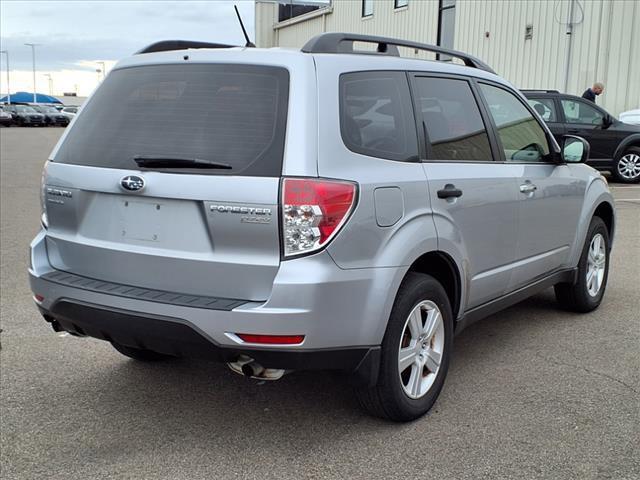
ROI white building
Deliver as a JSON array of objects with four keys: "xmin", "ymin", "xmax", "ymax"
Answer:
[{"xmin": 256, "ymin": 0, "xmax": 639, "ymax": 116}]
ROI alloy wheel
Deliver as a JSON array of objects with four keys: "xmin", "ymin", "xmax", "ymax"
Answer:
[
  {"xmin": 586, "ymin": 233, "xmax": 606, "ymax": 297},
  {"xmin": 617, "ymin": 153, "xmax": 640, "ymax": 180},
  {"xmin": 398, "ymin": 300, "xmax": 445, "ymax": 399}
]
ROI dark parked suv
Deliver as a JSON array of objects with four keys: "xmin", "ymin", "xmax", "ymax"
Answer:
[
  {"xmin": 5, "ymin": 105, "xmax": 46, "ymax": 127},
  {"xmin": 31, "ymin": 105, "xmax": 70, "ymax": 127},
  {"xmin": 523, "ymin": 90, "xmax": 640, "ymax": 183}
]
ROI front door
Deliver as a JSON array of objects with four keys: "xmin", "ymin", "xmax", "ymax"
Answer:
[
  {"xmin": 478, "ymin": 83, "xmax": 586, "ymax": 288},
  {"xmin": 559, "ymin": 98, "xmax": 618, "ymax": 161}
]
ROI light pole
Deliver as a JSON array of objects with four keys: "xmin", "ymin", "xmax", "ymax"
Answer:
[
  {"xmin": 44, "ymin": 73, "xmax": 53, "ymax": 95},
  {"xmin": 0, "ymin": 50, "xmax": 9, "ymax": 104},
  {"xmin": 24, "ymin": 43, "xmax": 41, "ymax": 103}
]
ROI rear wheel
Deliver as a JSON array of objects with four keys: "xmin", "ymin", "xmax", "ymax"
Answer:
[
  {"xmin": 555, "ymin": 216, "xmax": 610, "ymax": 312},
  {"xmin": 356, "ymin": 273, "xmax": 453, "ymax": 422},
  {"xmin": 612, "ymin": 147, "xmax": 640, "ymax": 183},
  {"xmin": 111, "ymin": 342, "xmax": 175, "ymax": 361}
]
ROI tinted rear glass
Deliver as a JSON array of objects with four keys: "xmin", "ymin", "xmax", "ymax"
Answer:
[
  {"xmin": 54, "ymin": 64, "xmax": 289, "ymax": 176},
  {"xmin": 340, "ymin": 71, "xmax": 418, "ymax": 162}
]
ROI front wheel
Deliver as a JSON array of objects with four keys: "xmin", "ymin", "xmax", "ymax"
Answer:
[
  {"xmin": 356, "ymin": 273, "xmax": 453, "ymax": 422},
  {"xmin": 612, "ymin": 147, "xmax": 640, "ymax": 183},
  {"xmin": 555, "ymin": 216, "xmax": 610, "ymax": 312}
]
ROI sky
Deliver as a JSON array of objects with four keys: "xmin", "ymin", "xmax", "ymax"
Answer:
[{"xmin": 0, "ymin": 0, "xmax": 255, "ymax": 96}]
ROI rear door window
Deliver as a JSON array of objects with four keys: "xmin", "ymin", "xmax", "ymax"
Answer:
[
  {"xmin": 54, "ymin": 64, "xmax": 290, "ymax": 176},
  {"xmin": 413, "ymin": 76, "xmax": 493, "ymax": 161},
  {"xmin": 527, "ymin": 98, "xmax": 557, "ymax": 122},
  {"xmin": 339, "ymin": 71, "xmax": 418, "ymax": 162}
]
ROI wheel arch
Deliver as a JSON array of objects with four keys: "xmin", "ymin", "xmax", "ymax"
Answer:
[
  {"xmin": 593, "ymin": 201, "xmax": 615, "ymax": 241},
  {"xmin": 570, "ymin": 178, "xmax": 616, "ymax": 267},
  {"xmin": 613, "ymin": 133, "xmax": 640, "ymax": 160},
  {"xmin": 406, "ymin": 251, "xmax": 462, "ymax": 321}
]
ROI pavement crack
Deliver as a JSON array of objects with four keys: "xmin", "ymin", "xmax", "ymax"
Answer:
[{"xmin": 535, "ymin": 353, "xmax": 638, "ymax": 394}]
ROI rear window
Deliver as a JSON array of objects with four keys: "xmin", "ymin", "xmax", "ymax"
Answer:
[{"xmin": 54, "ymin": 64, "xmax": 289, "ymax": 176}]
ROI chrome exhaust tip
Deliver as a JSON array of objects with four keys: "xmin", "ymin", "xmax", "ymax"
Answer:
[{"xmin": 227, "ymin": 355, "xmax": 287, "ymax": 380}]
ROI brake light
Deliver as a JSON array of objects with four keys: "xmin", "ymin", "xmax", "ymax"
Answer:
[
  {"xmin": 282, "ymin": 178, "xmax": 357, "ymax": 257},
  {"xmin": 236, "ymin": 334, "xmax": 305, "ymax": 345}
]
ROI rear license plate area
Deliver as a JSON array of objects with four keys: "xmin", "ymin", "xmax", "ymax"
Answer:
[{"xmin": 117, "ymin": 199, "xmax": 163, "ymax": 242}]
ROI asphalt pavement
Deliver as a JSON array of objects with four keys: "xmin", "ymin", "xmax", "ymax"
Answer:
[{"xmin": 1, "ymin": 127, "xmax": 638, "ymax": 480}]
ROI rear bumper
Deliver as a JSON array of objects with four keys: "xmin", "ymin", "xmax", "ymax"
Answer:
[
  {"xmin": 29, "ymin": 229, "xmax": 403, "ymax": 379},
  {"xmin": 37, "ymin": 300, "xmax": 380, "ymax": 383}
]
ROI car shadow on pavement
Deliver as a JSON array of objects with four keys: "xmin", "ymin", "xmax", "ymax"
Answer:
[{"xmin": 47, "ymin": 288, "xmax": 578, "ymax": 458}]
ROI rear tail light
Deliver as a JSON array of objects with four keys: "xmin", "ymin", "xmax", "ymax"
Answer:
[
  {"xmin": 282, "ymin": 178, "xmax": 357, "ymax": 258},
  {"xmin": 40, "ymin": 161, "xmax": 49, "ymax": 229}
]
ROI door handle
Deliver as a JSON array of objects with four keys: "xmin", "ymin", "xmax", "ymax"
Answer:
[
  {"xmin": 519, "ymin": 183, "xmax": 538, "ymax": 194},
  {"xmin": 437, "ymin": 184, "xmax": 463, "ymax": 199},
  {"xmin": 567, "ymin": 129, "xmax": 581, "ymax": 134}
]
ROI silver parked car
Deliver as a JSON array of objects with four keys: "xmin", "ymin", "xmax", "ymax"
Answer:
[{"xmin": 29, "ymin": 34, "xmax": 615, "ymax": 421}]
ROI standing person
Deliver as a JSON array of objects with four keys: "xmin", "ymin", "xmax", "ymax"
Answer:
[{"xmin": 582, "ymin": 82, "xmax": 604, "ymax": 103}]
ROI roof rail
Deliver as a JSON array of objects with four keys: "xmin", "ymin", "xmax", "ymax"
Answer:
[
  {"xmin": 135, "ymin": 40, "xmax": 237, "ymax": 55},
  {"xmin": 301, "ymin": 33, "xmax": 495, "ymax": 74},
  {"xmin": 521, "ymin": 89, "xmax": 560, "ymax": 93}
]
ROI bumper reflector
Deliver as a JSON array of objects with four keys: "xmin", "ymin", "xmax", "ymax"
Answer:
[
  {"xmin": 34, "ymin": 294, "xmax": 45, "ymax": 303},
  {"xmin": 236, "ymin": 333, "xmax": 305, "ymax": 345}
]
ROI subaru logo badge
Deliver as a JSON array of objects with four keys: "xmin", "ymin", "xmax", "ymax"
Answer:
[{"xmin": 120, "ymin": 175, "xmax": 145, "ymax": 192}]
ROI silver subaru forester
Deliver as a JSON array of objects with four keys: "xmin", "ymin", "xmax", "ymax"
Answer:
[{"xmin": 29, "ymin": 34, "xmax": 615, "ymax": 421}]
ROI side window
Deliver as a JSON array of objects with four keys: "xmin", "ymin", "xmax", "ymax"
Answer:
[
  {"xmin": 340, "ymin": 71, "xmax": 418, "ymax": 161},
  {"xmin": 413, "ymin": 76, "xmax": 492, "ymax": 161},
  {"xmin": 362, "ymin": 0, "xmax": 373, "ymax": 17},
  {"xmin": 479, "ymin": 83, "xmax": 550, "ymax": 162},
  {"xmin": 561, "ymin": 99, "xmax": 604, "ymax": 125},
  {"xmin": 527, "ymin": 98, "xmax": 557, "ymax": 122}
]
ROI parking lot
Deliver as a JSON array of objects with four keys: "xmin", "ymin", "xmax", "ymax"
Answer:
[{"xmin": 1, "ymin": 127, "xmax": 638, "ymax": 479}]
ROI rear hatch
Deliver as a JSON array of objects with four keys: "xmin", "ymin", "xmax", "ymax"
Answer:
[{"xmin": 44, "ymin": 62, "xmax": 289, "ymax": 301}]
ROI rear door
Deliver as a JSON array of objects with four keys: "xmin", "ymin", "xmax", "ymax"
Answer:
[
  {"xmin": 477, "ymin": 82, "xmax": 586, "ymax": 286},
  {"xmin": 44, "ymin": 63, "xmax": 291, "ymax": 301},
  {"xmin": 411, "ymin": 74, "xmax": 521, "ymax": 309}
]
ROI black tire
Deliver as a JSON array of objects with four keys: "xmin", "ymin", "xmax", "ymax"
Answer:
[
  {"xmin": 111, "ymin": 342, "xmax": 175, "ymax": 361},
  {"xmin": 555, "ymin": 216, "xmax": 610, "ymax": 312},
  {"xmin": 612, "ymin": 146, "xmax": 640, "ymax": 184},
  {"xmin": 355, "ymin": 273, "xmax": 454, "ymax": 422}
]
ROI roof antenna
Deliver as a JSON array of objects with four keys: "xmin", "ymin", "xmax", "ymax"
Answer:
[{"xmin": 234, "ymin": 5, "xmax": 255, "ymax": 47}]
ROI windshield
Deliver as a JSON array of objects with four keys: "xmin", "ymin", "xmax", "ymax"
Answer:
[
  {"xmin": 54, "ymin": 63, "xmax": 290, "ymax": 176},
  {"xmin": 16, "ymin": 106, "xmax": 36, "ymax": 113}
]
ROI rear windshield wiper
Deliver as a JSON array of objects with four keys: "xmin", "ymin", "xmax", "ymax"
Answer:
[{"xmin": 133, "ymin": 155, "xmax": 232, "ymax": 169}]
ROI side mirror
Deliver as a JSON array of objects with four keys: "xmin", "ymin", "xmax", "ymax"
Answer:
[
  {"xmin": 603, "ymin": 115, "xmax": 614, "ymax": 128},
  {"xmin": 561, "ymin": 135, "xmax": 590, "ymax": 163}
]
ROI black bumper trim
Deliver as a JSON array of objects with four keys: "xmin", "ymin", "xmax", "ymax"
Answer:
[
  {"xmin": 41, "ymin": 270, "xmax": 248, "ymax": 311},
  {"xmin": 40, "ymin": 300, "xmax": 380, "ymax": 385}
]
